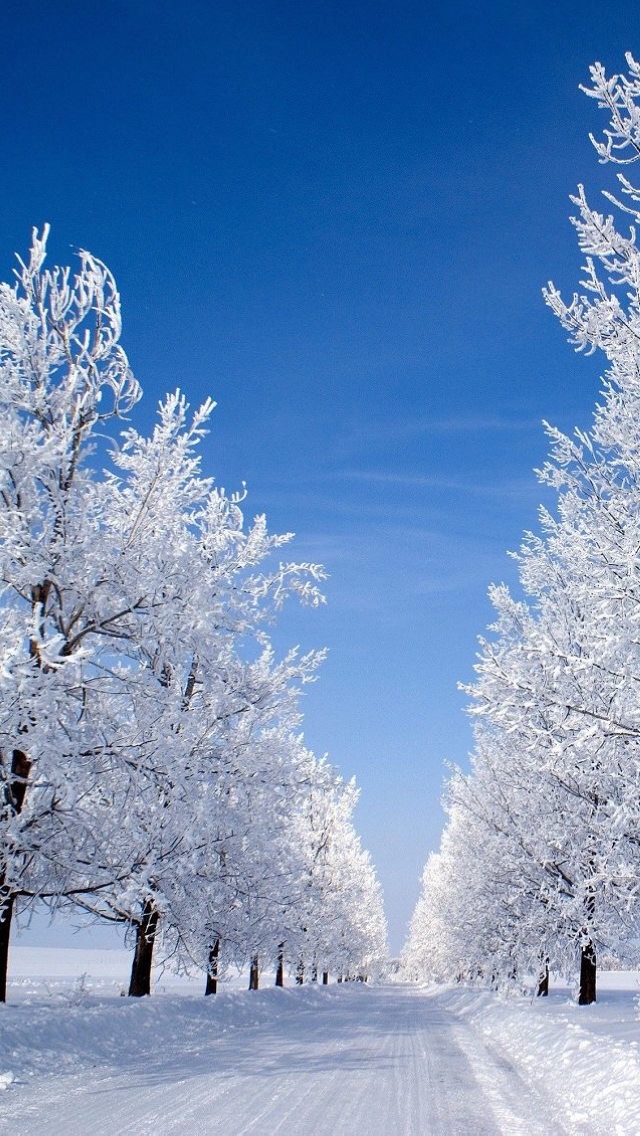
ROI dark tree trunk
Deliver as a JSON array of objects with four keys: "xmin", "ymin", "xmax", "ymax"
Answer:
[
  {"xmin": 537, "ymin": 961, "xmax": 549, "ymax": 997},
  {"xmin": 249, "ymin": 955, "xmax": 259, "ymax": 990},
  {"xmin": 0, "ymin": 749, "xmax": 32, "ymax": 1003},
  {"xmin": 579, "ymin": 941, "xmax": 597, "ymax": 1005},
  {"xmin": 337, "ymin": 975, "xmax": 343, "ymax": 984},
  {"xmin": 275, "ymin": 943, "xmax": 284, "ymax": 987},
  {"xmin": 0, "ymin": 894, "xmax": 15, "ymax": 1004},
  {"xmin": 205, "ymin": 939, "xmax": 220, "ymax": 996},
  {"xmin": 296, "ymin": 958, "xmax": 304, "ymax": 986},
  {"xmin": 7, "ymin": 749, "xmax": 30, "ymax": 813},
  {"xmin": 310, "ymin": 963, "xmax": 318, "ymax": 983},
  {"xmin": 579, "ymin": 826, "xmax": 598, "ymax": 1007},
  {"xmin": 322, "ymin": 970, "xmax": 329, "ymax": 985},
  {"xmin": 128, "ymin": 900, "xmax": 159, "ymax": 997}
]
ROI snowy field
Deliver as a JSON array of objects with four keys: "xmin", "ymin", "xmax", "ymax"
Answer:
[{"xmin": 1, "ymin": 950, "xmax": 640, "ymax": 1134}]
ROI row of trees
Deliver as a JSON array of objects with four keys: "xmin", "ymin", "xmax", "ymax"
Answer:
[
  {"xmin": 0, "ymin": 227, "xmax": 387, "ymax": 1000},
  {"xmin": 404, "ymin": 54, "xmax": 640, "ymax": 1003}
]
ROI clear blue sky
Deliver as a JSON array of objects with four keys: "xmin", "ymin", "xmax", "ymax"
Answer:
[{"xmin": 5, "ymin": 1, "xmax": 639, "ymax": 955}]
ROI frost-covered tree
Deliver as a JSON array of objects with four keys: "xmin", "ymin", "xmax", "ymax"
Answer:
[
  {"xmin": 0, "ymin": 226, "xmax": 387, "ymax": 1004},
  {"xmin": 155, "ymin": 730, "xmax": 326, "ymax": 993},
  {"xmin": 55, "ymin": 384, "xmax": 326, "ymax": 997},
  {"xmin": 281, "ymin": 771, "xmax": 387, "ymax": 984},
  {"xmin": 407, "ymin": 53, "xmax": 640, "ymax": 1004},
  {"xmin": 0, "ymin": 227, "xmax": 144, "ymax": 1000},
  {"xmin": 404, "ymin": 711, "xmax": 626, "ymax": 997},
  {"xmin": 0, "ymin": 228, "xmax": 335, "ymax": 1000}
]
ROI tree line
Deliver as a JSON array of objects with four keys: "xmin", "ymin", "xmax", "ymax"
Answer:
[
  {"xmin": 404, "ymin": 53, "xmax": 640, "ymax": 1005},
  {"xmin": 0, "ymin": 227, "xmax": 387, "ymax": 1000}
]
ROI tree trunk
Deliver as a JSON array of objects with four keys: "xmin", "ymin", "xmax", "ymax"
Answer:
[
  {"xmin": 205, "ymin": 939, "xmax": 220, "ymax": 996},
  {"xmin": 249, "ymin": 955, "xmax": 259, "ymax": 990},
  {"xmin": 128, "ymin": 900, "xmax": 159, "ymax": 997},
  {"xmin": 0, "ymin": 893, "xmax": 15, "ymax": 1004},
  {"xmin": 275, "ymin": 943, "xmax": 284, "ymax": 988},
  {"xmin": 310, "ymin": 963, "xmax": 318, "ymax": 983},
  {"xmin": 537, "ymin": 961, "xmax": 549, "ymax": 997},
  {"xmin": 296, "ymin": 958, "xmax": 304, "ymax": 986},
  {"xmin": 322, "ymin": 970, "xmax": 329, "ymax": 985},
  {"xmin": 0, "ymin": 749, "xmax": 32, "ymax": 1003},
  {"xmin": 578, "ymin": 941, "xmax": 596, "ymax": 1005}
]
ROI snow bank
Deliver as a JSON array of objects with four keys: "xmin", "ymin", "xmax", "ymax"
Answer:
[{"xmin": 434, "ymin": 975, "xmax": 640, "ymax": 1135}]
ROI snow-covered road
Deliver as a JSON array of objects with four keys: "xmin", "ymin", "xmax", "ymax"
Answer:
[{"xmin": 1, "ymin": 984, "xmax": 566, "ymax": 1135}]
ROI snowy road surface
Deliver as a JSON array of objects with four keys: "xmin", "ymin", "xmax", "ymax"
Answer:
[{"xmin": 1, "ymin": 983, "xmax": 566, "ymax": 1135}]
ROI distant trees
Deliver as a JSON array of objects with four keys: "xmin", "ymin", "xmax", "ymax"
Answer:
[
  {"xmin": 283, "ymin": 771, "xmax": 388, "ymax": 985},
  {"xmin": 0, "ymin": 227, "xmax": 387, "ymax": 1000},
  {"xmin": 405, "ymin": 53, "xmax": 640, "ymax": 1003}
]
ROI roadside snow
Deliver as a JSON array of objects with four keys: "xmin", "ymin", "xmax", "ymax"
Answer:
[{"xmin": 437, "ymin": 973, "xmax": 640, "ymax": 1136}]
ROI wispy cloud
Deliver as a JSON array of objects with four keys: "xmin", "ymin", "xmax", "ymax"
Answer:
[
  {"xmin": 333, "ymin": 469, "xmax": 540, "ymax": 501},
  {"xmin": 286, "ymin": 520, "xmax": 522, "ymax": 608},
  {"xmin": 337, "ymin": 414, "xmax": 540, "ymax": 451},
  {"xmin": 397, "ymin": 415, "xmax": 539, "ymax": 435}
]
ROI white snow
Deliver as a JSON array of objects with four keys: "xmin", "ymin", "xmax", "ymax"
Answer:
[
  {"xmin": 2, "ymin": 950, "xmax": 640, "ymax": 1133},
  {"xmin": 435, "ymin": 971, "xmax": 640, "ymax": 1135}
]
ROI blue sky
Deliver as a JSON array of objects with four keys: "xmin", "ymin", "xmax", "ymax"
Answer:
[{"xmin": 5, "ymin": 1, "xmax": 640, "ymax": 954}]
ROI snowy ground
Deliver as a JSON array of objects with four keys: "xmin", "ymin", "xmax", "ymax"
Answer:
[{"xmin": 1, "ymin": 950, "xmax": 640, "ymax": 1134}]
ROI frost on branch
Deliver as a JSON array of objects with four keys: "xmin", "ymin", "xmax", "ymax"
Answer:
[
  {"xmin": 3, "ymin": 224, "xmax": 139, "ymax": 427},
  {"xmin": 581, "ymin": 55, "xmax": 640, "ymax": 165}
]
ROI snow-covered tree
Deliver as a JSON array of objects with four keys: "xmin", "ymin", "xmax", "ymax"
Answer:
[
  {"xmin": 281, "ymin": 771, "xmax": 387, "ymax": 984},
  {"xmin": 407, "ymin": 53, "xmax": 640, "ymax": 1003},
  {"xmin": 0, "ymin": 226, "xmax": 145, "ymax": 1000},
  {"xmin": 0, "ymin": 226, "xmax": 387, "ymax": 1004},
  {"xmin": 0, "ymin": 228, "xmax": 339, "ymax": 1000},
  {"xmin": 55, "ymin": 384, "xmax": 327, "ymax": 997}
]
